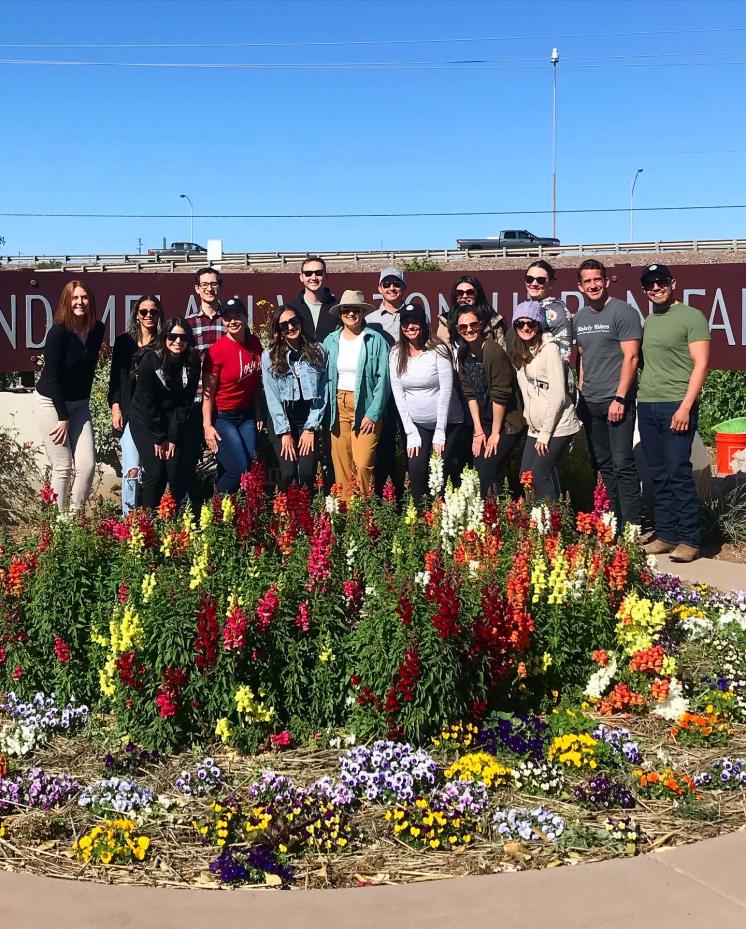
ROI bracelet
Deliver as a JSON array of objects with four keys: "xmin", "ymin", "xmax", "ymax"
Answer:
[{"xmin": 474, "ymin": 432, "xmax": 485, "ymax": 437}]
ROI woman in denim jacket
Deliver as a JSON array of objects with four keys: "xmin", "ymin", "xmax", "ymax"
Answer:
[
  {"xmin": 262, "ymin": 305, "xmax": 328, "ymax": 491},
  {"xmin": 322, "ymin": 290, "xmax": 390, "ymax": 500}
]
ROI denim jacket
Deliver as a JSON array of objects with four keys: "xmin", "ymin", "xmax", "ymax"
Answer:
[
  {"xmin": 261, "ymin": 347, "xmax": 328, "ymax": 434},
  {"xmin": 323, "ymin": 327, "xmax": 390, "ymax": 430}
]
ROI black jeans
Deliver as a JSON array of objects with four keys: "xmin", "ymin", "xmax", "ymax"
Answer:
[
  {"xmin": 473, "ymin": 429, "xmax": 522, "ymax": 498},
  {"xmin": 374, "ymin": 395, "xmax": 407, "ymax": 497},
  {"xmin": 406, "ymin": 422, "xmax": 463, "ymax": 510},
  {"xmin": 129, "ymin": 420, "xmax": 196, "ymax": 510},
  {"xmin": 638, "ymin": 401, "xmax": 701, "ymax": 548},
  {"xmin": 578, "ymin": 396, "xmax": 642, "ymax": 526},
  {"xmin": 268, "ymin": 405, "xmax": 318, "ymax": 492},
  {"xmin": 520, "ymin": 433, "xmax": 574, "ymax": 502}
]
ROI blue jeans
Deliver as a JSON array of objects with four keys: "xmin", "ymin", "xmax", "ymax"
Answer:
[
  {"xmin": 120, "ymin": 423, "xmax": 140, "ymax": 514},
  {"xmin": 214, "ymin": 409, "xmax": 256, "ymax": 493},
  {"xmin": 638, "ymin": 401, "xmax": 700, "ymax": 548}
]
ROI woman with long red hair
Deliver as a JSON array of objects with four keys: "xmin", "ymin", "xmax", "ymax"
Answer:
[{"xmin": 34, "ymin": 279, "xmax": 105, "ymax": 512}]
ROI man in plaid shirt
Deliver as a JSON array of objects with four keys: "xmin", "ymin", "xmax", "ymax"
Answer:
[{"xmin": 183, "ymin": 267, "xmax": 226, "ymax": 501}]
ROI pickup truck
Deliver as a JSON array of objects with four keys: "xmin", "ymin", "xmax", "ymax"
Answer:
[
  {"xmin": 457, "ymin": 230, "xmax": 560, "ymax": 250},
  {"xmin": 147, "ymin": 241, "xmax": 207, "ymax": 257}
]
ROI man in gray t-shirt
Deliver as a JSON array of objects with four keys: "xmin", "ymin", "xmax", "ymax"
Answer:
[{"xmin": 574, "ymin": 259, "xmax": 643, "ymax": 527}]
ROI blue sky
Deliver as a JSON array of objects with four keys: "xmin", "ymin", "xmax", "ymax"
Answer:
[{"xmin": 1, "ymin": 0, "xmax": 745, "ymax": 255}]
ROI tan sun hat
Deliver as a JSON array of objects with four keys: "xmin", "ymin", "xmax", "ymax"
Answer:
[{"xmin": 329, "ymin": 289, "xmax": 375, "ymax": 317}]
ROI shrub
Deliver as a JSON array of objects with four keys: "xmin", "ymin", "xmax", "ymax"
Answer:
[
  {"xmin": 402, "ymin": 257, "xmax": 442, "ymax": 273},
  {"xmin": 0, "ymin": 425, "xmax": 44, "ymax": 526},
  {"xmin": 698, "ymin": 370, "xmax": 746, "ymax": 445}
]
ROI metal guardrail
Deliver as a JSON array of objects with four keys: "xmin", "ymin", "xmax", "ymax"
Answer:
[{"xmin": 1, "ymin": 238, "xmax": 745, "ymax": 272}]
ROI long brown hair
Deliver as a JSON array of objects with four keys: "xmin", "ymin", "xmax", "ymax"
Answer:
[
  {"xmin": 268, "ymin": 305, "xmax": 324, "ymax": 375},
  {"xmin": 394, "ymin": 314, "xmax": 451, "ymax": 378},
  {"xmin": 509, "ymin": 327, "xmax": 543, "ymax": 370},
  {"xmin": 53, "ymin": 280, "xmax": 97, "ymax": 331}
]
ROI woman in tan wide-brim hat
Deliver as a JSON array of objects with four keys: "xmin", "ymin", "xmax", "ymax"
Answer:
[{"xmin": 322, "ymin": 290, "xmax": 390, "ymax": 499}]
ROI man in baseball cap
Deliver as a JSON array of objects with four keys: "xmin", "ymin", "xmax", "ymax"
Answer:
[
  {"xmin": 366, "ymin": 266, "xmax": 411, "ymax": 495},
  {"xmin": 638, "ymin": 263, "xmax": 711, "ymax": 563}
]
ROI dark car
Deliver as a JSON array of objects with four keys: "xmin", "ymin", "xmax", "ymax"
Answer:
[{"xmin": 147, "ymin": 242, "xmax": 208, "ymax": 257}]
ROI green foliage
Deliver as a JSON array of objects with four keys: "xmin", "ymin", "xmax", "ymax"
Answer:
[
  {"xmin": 698, "ymin": 369, "xmax": 746, "ymax": 445},
  {"xmin": 402, "ymin": 257, "xmax": 442, "ymax": 272},
  {"xmin": 89, "ymin": 347, "xmax": 118, "ymax": 460},
  {"xmin": 0, "ymin": 423, "xmax": 44, "ymax": 526}
]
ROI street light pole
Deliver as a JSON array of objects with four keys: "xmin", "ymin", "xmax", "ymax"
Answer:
[
  {"xmin": 180, "ymin": 193, "xmax": 194, "ymax": 243},
  {"xmin": 551, "ymin": 47, "xmax": 559, "ymax": 241},
  {"xmin": 629, "ymin": 168, "xmax": 644, "ymax": 242}
]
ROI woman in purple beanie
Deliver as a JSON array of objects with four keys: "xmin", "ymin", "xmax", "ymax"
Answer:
[{"xmin": 509, "ymin": 300, "xmax": 580, "ymax": 501}]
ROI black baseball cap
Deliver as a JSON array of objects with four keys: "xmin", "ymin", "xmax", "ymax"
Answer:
[
  {"xmin": 399, "ymin": 304, "xmax": 428, "ymax": 330},
  {"xmin": 219, "ymin": 296, "xmax": 248, "ymax": 317},
  {"xmin": 640, "ymin": 263, "xmax": 673, "ymax": 286}
]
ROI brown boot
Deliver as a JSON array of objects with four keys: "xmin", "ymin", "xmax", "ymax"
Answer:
[
  {"xmin": 669, "ymin": 544, "xmax": 700, "ymax": 563},
  {"xmin": 643, "ymin": 539, "xmax": 674, "ymax": 555}
]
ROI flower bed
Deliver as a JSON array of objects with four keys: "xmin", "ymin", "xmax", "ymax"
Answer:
[{"xmin": 0, "ymin": 465, "xmax": 744, "ymax": 888}]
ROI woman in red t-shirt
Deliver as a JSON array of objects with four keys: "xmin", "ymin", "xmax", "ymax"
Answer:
[{"xmin": 202, "ymin": 297, "xmax": 263, "ymax": 492}]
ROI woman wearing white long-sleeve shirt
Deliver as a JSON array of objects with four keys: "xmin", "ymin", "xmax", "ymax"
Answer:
[{"xmin": 389, "ymin": 305, "xmax": 463, "ymax": 508}]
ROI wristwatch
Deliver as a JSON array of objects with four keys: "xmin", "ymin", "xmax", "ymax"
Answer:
[{"xmin": 613, "ymin": 395, "xmax": 627, "ymax": 406}]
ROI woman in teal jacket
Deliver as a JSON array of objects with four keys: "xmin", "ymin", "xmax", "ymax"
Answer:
[{"xmin": 323, "ymin": 290, "xmax": 390, "ymax": 499}]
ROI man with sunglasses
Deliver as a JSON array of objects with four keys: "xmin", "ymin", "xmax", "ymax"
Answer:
[
  {"xmin": 366, "ymin": 267, "xmax": 412, "ymax": 494},
  {"xmin": 574, "ymin": 258, "xmax": 643, "ymax": 529},
  {"xmin": 286, "ymin": 256, "xmax": 338, "ymax": 343},
  {"xmin": 637, "ymin": 264, "xmax": 710, "ymax": 563}
]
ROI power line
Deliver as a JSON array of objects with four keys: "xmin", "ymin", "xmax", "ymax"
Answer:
[
  {"xmin": 3, "ymin": 204, "xmax": 746, "ymax": 220},
  {"xmin": 0, "ymin": 25, "xmax": 743, "ymax": 48},
  {"xmin": 1, "ymin": 56, "xmax": 745, "ymax": 71}
]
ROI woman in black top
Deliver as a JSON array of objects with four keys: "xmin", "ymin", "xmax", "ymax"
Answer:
[
  {"xmin": 35, "ymin": 279, "xmax": 105, "ymax": 512},
  {"xmin": 127, "ymin": 317, "xmax": 200, "ymax": 509},
  {"xmin": 108, "ymin": 295, "xmax": 164, "ymax": 513},
  {"xmin": 455, "ymin": 305, "xmax": 524, "ymax": 498}
]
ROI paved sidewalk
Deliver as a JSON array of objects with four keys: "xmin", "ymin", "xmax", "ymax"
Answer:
[
  {"xmin": 655, "ymin": 554, "xmax": 744, "ymax": 591},
  {"xmin": 1, "ymin": 831, "xmax": 745, "ymax": 929}
]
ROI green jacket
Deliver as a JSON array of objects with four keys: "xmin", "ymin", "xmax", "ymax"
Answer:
[{"xmin": 323, "ymin": 327, "xmax": 391, "ymax": 430}]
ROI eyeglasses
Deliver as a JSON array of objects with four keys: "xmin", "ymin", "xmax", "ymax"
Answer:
[
  {"xmin": 381, "ymin": 280, "xmax": 403, "ymax": 289},
  {"xmin": 166, "ymin": 333, "xmax": 189, "ymax": 343},
  {"xmin": 138, "ymin": 309, "xmax": 158, "ymax": 318},
  {"xmin": 525, "ymin": 275, "xmax": 548, "ymax": 285},
  {"xmin": 340, "ymin": 308, "xmax": 362, "ymax": 318},
  {"xmin": 279, "ymin": 316, "xmax": 301, "ymax": 333},
  {"xmin": 457, "ymin": 322, "xmax": 481, "ymax": 335},
  {"xmin": 456, "ymin": 288, "xmax": 476, "ymax": 298},
  {"xmin": 516, "ymin": 320, "xmax": 539, "ymax": 331},
  {"xmin": 199, "ymin": 282, "xmax": 220, "ymax": 290},
  {"xmin": 302, "ymin": 269, "xmax": 325, "ymax": 278}
]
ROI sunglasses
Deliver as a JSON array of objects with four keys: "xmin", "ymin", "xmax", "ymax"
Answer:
[
  {"xmin": 138, "ymin": 309, "xmax": 158, "ymax": 318},
  {"xmin": 166, "ymin": 333, "xmax": 189, "ymax": 343},
  {"xmin": 642, "ymin": 279, "xmax": 672, "ymax": 291},
  {"xmin": 401, "ymin": 322, "xmax": 422, "ymax": 331},
  {"xmin": 516, "ymin": 320, "xmax": 539, "ymax": 331},
  {"xmin": 525, "ymin": 275, "xmax": 548, "ymax": 285},
  {"xmin": 302, "ymin": 269, "xmax": 325, "ymax": 278},
  {"xmin": 456, "ymin": 288, "xmax": 476, "ymax": 297},
  {"xmin": 340, "ymin": 308, "xmax": 362, "ymax": 318},
  {"xmin": 279, "ymin": 316, "xmax": 301, "ymax": 333},
  {"xmin": 457, "ymin": 322, "xmax": 481, "ymax": 334},
  {"xmin": 381, "ymin": 280, "xmax": 403, "ymax": 288}
]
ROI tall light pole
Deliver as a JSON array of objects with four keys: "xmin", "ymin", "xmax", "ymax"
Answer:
[
  {"xmin": 551, "ymin": 47, "xmax": 559, "ymax": 240},
  {"xmin": 180, "ymin": 193, "xmax": 194, "ymax": 242},
  {"xmin": 629, "ymin": 168, "xmax": 643, "ymax": 242}
]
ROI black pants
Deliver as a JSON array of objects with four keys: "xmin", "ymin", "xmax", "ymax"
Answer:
[
  {"xmin": 129, "ymin": 420, "xmax": 196, "ymax": 510},
  {"xmin": 374, "ymin": 395, "xmax": 407, "ymax": 497},
  {"xmin": 268, "ymin": 405, "xmax": 318, "ymax": 492},
  {"xmin": 406, "ymin": 422, "xmax": 463, "ymax": 510},
  {"xmin": 473, "ymin": 429, "xmax": 522, "ymax": 498},
  {"xmin": 578, "ymin": 396, "xmax": 642, "ymax": 526},
  {"xmin": 520, "ymin": 433, "xmax": 574, "ymax": 502}
]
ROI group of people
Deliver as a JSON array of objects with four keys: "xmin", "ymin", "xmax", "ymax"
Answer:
[{"xmin": 33, "ymin": 254, "xmax": 711, "ymax": 562}]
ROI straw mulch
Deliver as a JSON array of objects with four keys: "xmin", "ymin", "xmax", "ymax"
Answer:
[{"xmin": 1, "ymin": 718, "xmax": 745, "ymax": 891}]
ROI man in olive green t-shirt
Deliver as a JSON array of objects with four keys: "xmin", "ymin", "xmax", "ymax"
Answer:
[{"xmin": 638, "ymin": 264, "xmax": 710, "ymax": 563}]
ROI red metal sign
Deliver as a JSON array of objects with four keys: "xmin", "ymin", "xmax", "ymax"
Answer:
[{"xmin": 0, "ymin": 263, "xmax": 744, "ymax": 371}]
